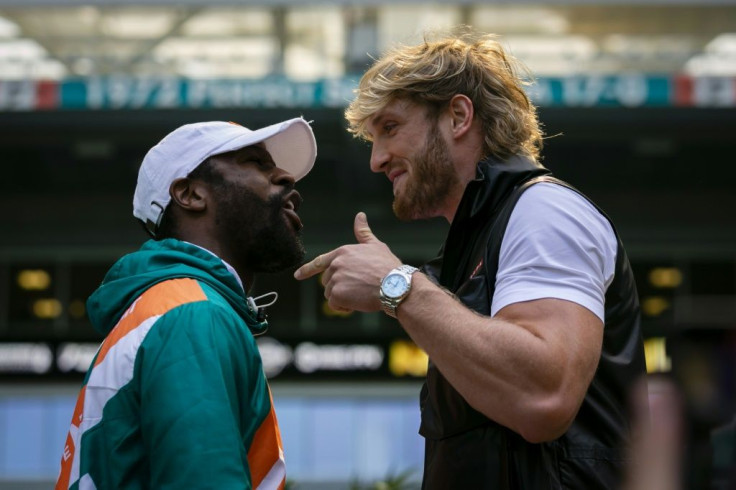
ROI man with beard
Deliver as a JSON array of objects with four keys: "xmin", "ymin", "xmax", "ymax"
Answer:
[
  {"xmin": 295, "ymin": 33, "xmax": 645, "ymax": 489},
  {"xmin": 56, "ymin": 118, "xmax": 316, "ymax": 490}
]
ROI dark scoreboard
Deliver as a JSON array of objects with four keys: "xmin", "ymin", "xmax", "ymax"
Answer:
[{"xmin": 0, "ymin": 261, "xmax": 428, "ymax": 381}]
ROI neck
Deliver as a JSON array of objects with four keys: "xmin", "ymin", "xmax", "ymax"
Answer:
[
  {"xmin": 444, "ymin": 126, "xmax": 484, "ymax": 223},
  {"xmin": 443, "ymin": 190, "xmax": 465, "ymax": 224},
  {"xmin": 444, "ymin": 157, "xmax": 482, "ymax": 224},
  {"xmin": 178, "ymin": 233, "xmax": 253, "ymax": 292},
  {"xmin": 211, "ymin": 243, "xmax": 254, "ymax": 292}
]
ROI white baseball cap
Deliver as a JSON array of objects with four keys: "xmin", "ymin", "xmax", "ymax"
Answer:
[{"xmin": 133, "ymin": 117, "xmax": 317, "ymax": 235}]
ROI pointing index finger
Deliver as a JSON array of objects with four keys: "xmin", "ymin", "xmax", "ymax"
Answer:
[{"xmin": 294, "ymin": 252, "xmax": 333, "ymax": 280}]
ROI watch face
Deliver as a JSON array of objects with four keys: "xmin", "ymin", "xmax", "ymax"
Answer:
[{"xmin": 381, "ymin": 273, "xmax": 408, "ymax": 298}]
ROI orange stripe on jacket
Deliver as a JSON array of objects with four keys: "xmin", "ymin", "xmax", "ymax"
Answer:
[
  {"xmin": 95, "ymin": 278, "xmax": 207, "ymax": 367},
  {"xmin": 56, "ymin": 386, "xmax": 87, "ymax": 490},
  {"xmin": 248, "ymin": 389, "xmax": 285, "ymax": 489},
  {"xmin": 56, "ymin": 278, "xmax": 207, "ymax": 490}
]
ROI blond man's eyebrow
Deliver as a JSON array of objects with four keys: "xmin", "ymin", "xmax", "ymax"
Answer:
[{"xmin": 365, "ymin": 112, "xmax": 390, "ymax": 137}]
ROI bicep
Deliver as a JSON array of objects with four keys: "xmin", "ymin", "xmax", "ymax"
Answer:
[
  {"xmin": 496, "ymin": 297, "xmax": 603, "ymax": 389},
  {"xmin": 491, "ymin": 183, "xmax": 617, "ymax": 322}
]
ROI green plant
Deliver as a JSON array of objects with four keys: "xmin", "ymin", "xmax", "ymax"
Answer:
[{"xmin": 348, "ymin": 468, "xmax": 418, "ymax": 490}]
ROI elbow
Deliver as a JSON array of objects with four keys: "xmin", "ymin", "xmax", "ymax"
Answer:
[
  {"xmin": 467, "ymin": 390, "xmax": 579, "ymax": 444},
  {"xmin": 515, "ymin": 395, "xmax": 580, "ymax": 444}
]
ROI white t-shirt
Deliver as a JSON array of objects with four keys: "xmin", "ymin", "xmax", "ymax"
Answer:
[{"xmin": 490, "ymin": 183, "xmax": 617, "ymax": 322}]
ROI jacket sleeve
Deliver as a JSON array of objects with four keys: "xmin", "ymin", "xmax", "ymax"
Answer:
[{"xmin": 137, "ymin": 302, "xmax": 270, "ymax": 489}]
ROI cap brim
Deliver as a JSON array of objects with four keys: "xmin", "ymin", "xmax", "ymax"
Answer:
[{"xmin": 217, "ymin": 118, "xmax": 316, "ymax": 181}]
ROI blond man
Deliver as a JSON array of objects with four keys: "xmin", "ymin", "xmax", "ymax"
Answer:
[{"xmin": 296, "ymin": 32, "xmax": 645, "ymax": 489}]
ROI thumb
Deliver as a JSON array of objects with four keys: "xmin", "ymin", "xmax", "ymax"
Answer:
[{"xmin": 354, "ymin": 212, "xmax": 378, "ymax": 244}]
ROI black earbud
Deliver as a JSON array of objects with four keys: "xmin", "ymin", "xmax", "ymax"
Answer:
[
  {"xmin": 248, "ymin": 292, "xmax": 278, "ymax": 324},
  {"xmin": 256, "ymin": 308, "xmax": 268, "ymax": 322}
]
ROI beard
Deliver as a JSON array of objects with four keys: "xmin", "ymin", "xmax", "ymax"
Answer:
[
  {"xmin": 392, "ymin": 122, "xmax": 460, "ymax": 221},
  {"xmin": 214, "ymin": 183, "xmax": 305, "ymax": 273}
]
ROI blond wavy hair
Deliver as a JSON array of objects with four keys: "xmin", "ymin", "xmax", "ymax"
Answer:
[{"xmin": 345, "ymin": 30, "xmax": 544, "ymax": 161}]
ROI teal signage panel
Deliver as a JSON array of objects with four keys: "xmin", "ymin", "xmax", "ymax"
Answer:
[{"xmin": 1, "ymin": 75, "xmax": 734, "ymax": 111}]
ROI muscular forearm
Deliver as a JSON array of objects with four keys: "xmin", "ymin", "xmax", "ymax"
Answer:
[{"xmin": 292, "ymin": 213, "xmax": 601, "ymax": 442}]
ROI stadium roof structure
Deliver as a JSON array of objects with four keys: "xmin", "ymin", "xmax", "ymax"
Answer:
[{"xmin": 0, "ymin": 2, "xmax": 734, "ymax": 81}]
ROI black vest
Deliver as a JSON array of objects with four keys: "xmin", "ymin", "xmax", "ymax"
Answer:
[{"xmin": 419, "ymin": 155, "xmax": 646, "ymax": 489}]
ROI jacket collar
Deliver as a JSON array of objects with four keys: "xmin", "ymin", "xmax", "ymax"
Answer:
[
  {"xmin": 453, "ymin": 153, "xmax": 551, "ymax": 225},
  {"xmin": 430, "ymin": 154, "xmax": 551, "ymax": 289}
]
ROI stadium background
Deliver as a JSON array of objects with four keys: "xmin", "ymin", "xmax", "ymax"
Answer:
[{"xmin": 0, "ymin": 0, "xmax": 734, "ymax": 488}]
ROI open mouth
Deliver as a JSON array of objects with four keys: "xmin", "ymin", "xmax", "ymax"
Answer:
[{"xmin": 282, "ymin": 190, "xmax": 303, "ymax": 231}]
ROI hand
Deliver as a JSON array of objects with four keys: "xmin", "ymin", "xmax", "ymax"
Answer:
[{"xmin": 294, "ymin": 212, "xmax": 401, "ymax": 313}]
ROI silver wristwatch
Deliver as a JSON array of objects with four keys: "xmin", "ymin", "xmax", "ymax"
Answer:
[{"xmin": 379, "ymin": 265, "xmax": 419, "ymax": 318}]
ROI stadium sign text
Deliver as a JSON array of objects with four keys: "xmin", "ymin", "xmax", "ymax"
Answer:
[{"xmin": 0, "ymin": 75, "xmax": 734, "ymax": 111}]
